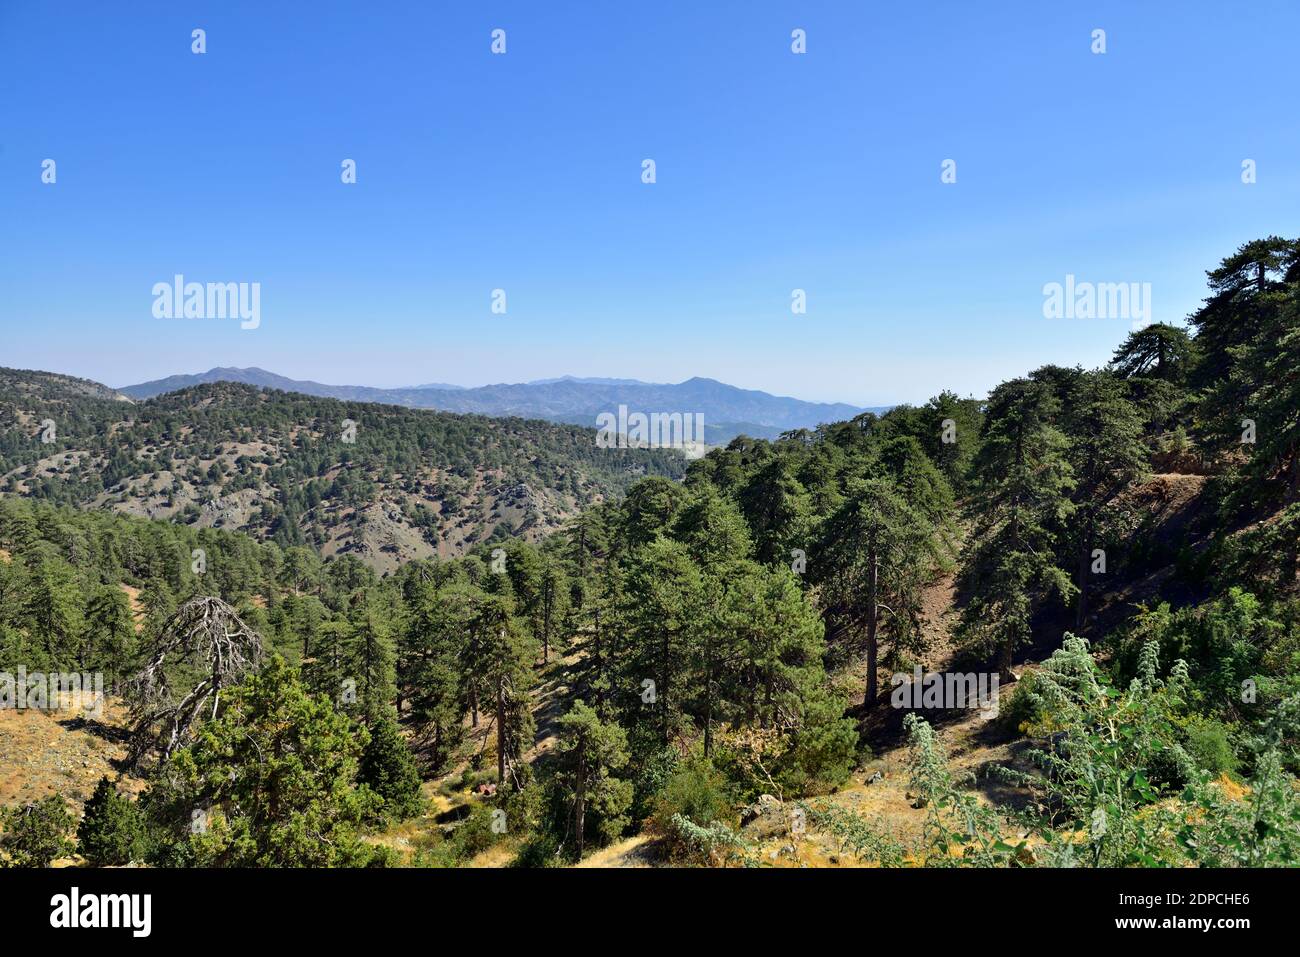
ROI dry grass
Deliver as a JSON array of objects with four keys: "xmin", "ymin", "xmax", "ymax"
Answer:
[{"xmin": 0, "ymin": 696, "xmax": 140, "ymax": 811}]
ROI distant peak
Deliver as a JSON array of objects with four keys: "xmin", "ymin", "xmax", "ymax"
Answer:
[{"xmin": 526, "ymin": 375, "xmax": 654, "ymax": 387}]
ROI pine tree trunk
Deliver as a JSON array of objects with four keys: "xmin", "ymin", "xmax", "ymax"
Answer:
[
  {"xmin": 703, "ymin": 665, "xmax": 713, "ymax": 757},
  {"xmin": 575, "ymin": 748, "xmax": 586, "ymax": 858},
  {"xmin": 542, "ymin": 588, "xmax": 551, "ymax": 664},
  {"xmin": 865, "ymin": 548, "xmax": 879, "ymax": 704},
  {"xmin": 1003, "ymin": 418, "xmax": 1025, "ymax": 683},
  {"xmin": 1076, "ymin": 533, "xmax": 1090, "ymax": 629},
  {"xmin": 661, "ymin": 631, "xmax": 670, "ymax": 746},
  {"xmin": 1290, "ymin": 450, "xmax": 1300, "ymax": 582},
  {"xmin": 593, "ymin": 606, "xmax": 603, "ymax": 707},
  {"xmin": 496, "ymin": 679, "xmax": 507, "ymax": 786}
]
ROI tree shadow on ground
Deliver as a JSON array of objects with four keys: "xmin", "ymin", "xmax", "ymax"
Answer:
[{"xmin": 57, "ymin": 714, "xmax": 132, "ymax": 744}]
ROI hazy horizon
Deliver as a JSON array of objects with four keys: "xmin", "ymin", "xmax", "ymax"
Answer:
[
  {"xmin": 4, "ymin": 329, "xmax": 1175, "ymax": 408},
  {"xmin": 98, "ymin": 363, "xmax": 888, "ymax": 405}
]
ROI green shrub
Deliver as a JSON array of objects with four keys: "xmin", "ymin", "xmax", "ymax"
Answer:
[
  {"xmin": 359, "ymin": 716, "xmax": 425, "ymax": 823},
  {"xmin": 997, "ymin": 671, "xmax": 1048, "ymax": 734},
  {"xmin": 663, "ymin": 815, "xmax": 750, "ymax": 866},
  {"xmin": 648, "ymin": 755, "xmax": 734, "ymax": 858},
  {"xmin": 76, "ymin": 776, "xmax": 146, "ymax": 866},
  {"xmin": 1183, "ymin": 716, "xmax": 1239, "ymax": 776},
  {"xmin": 412, "ymin": 803, "xmax": 502, "ymax": 867},
  {"xmin": 775, "ymin": 689, "xmax": 859, "ymax": 795},
  {"xmin": 511, "ymin": 828, "xmax": 562, "ymax": 868},
  {"xmin": 630, "ymin": 746, "xmax": 679, "ymax": 825},
  {"xmin": 0, "ymin": 796, "xmax": 74, "ymax": 868}
]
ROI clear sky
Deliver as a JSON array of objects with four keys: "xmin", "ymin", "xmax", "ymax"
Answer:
[{"xmin": 2, "ymin": 1, "xmax": 1297, "ymax": 406}]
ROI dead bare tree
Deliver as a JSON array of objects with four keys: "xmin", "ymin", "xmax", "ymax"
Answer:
[{"xmin": 127, "ymin": 596, "xmax": 264, "ymax": 767}]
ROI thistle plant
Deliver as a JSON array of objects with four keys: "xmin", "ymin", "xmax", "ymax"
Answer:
[
  {"xmin": 798, "ymin": 801, "xmax": 910, "ymax": 866},
  {"xmin": 902, "ymin": 713, "xmax": 1020, "ymax": 867}
]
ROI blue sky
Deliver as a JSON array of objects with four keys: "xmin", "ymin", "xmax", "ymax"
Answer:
[{"xmin": 2, "ymin": 1, "xmax": 1297, "ymax": 406}]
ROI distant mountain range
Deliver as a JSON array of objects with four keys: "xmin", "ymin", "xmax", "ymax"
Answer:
[{"xmin": 120, "ymin": 368, "xmax": 883, "ymax": 444}]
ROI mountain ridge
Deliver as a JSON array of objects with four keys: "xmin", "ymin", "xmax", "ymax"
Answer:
[
  {"xmin": 0, "ymin": 367, "xmax": 685, "ymax": 570},
  {"xmin": 118, "ymin": 367, "xmax": 884, "ymax": 444}
]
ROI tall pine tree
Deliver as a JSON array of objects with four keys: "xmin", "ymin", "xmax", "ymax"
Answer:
[{"xmin": 959, "ymin": 379, "xmax": 1076, "ymax": 679}]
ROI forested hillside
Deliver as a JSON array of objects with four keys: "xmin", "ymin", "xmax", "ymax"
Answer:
[
  {"xmin": 119, "ymin": 368, "xmax": 872, "ymax": 444},
  {"xmin": 1, "ymin": 237, "xmax": 1298, "ymax": 869},
  {"xmin": 0, "ymin": 375, "xmax": 684, "ymax": 570}
]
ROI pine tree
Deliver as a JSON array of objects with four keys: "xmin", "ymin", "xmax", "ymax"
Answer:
[
  {"xmin": 720, "ymin": 562, "xmax": 830, "ymax": 730},
  {"xmin": 1222, "ymin": 285, "xmax": 1300, "ymax": 579},
  {"xmin": 283, "ymin": 592, "xmax": 327, "ymax": 661},
  {"xmin": 145, "ymin": 656, "xmax": 384, "ymax": 867},
  {"xmin": 19, "ymin": 558, "xmax": 83, "ymax": 669},
  {"xmin": 554, "ymin": 700, "xmax": 632, "ymax": 858},
  {"xmin": 690, "ymin": 562, "xmax": 744, "ymax": 757},
  {"xmin": 83, "ymin": 586, "xmax": 136, "ymax": 684},
  {"xmin": 345, "ymin": 590, "xmax": 399, "ymax": 720},
  {"xmin": 278, "ymin": 545, "xmax": 322, "ymax": 595},
  {"xmin": 622, "ymin": 537, "xmax": 705, "ymax": 744},
  {"xmin": 921, "ymin": 391, "xmax": 983, "ymax": 493},
  {"xmin": 1062, "ymin": 372, "xmax": 1149, "ymax": 627},
  {"xmin": 959, "ymin": 379, "xmax": 1076, "ymax": 679},
  {"xmin": 0, "ymin": 796, "xmax": 73, "ymax": 867},
  {"xmin": 76, "ymin": 776, "xmax": 145, "ymax": 866},
  {"xmin": 621, "ymin": 477, "xmax": 689, "ymax": 547},
  {"xmin": 401, "ymin": 583, "xmax": 469, "ymax": 770},
  {"xmin": 137, "ymin": 578, "xmax": 175, "ymax": 644},
  {"xmin": 713, "ymin": 560, "xmax": 856, "ymax": 788},
  {"xmin": 737, "ymin": 458, "xmax": 810, "ymax": 565},
  {"xmin": 1111, "ymin": 323, "xmax": 1197, "ymax": 382},
  {"xmin": 358, "ymin": 715, "xmax": 424, "ymax": 822},
  {"xmin": 305, "ymin": 617, "xmax": 353, "ymax": 709},
  {"xmin": 502, "ymin": 541, "xmax": 544, "ymax": 658},
  {"xmin": 815, "ymin": 478, "xmax": 934, "ymax": 703},
  {"xmin": 1190, "ymin": 237, "xmax": 1299, "ymax": 387},
  {"xmin": 576, "ymin": 549, "xmax": 626, "ymax": 717},
  {"xmin": 461, "ymin": 594, "xmax": 536, "ymax": 788},
  {"xmin": 875, "ymin": 435, "xmax": 957, "ymax": 540},
  {"xmin": 671, "ymin": 489, "xmax": 755, "ymax": 570},
  {"xmin": 536, "ymin": 554, "xmax": 568, "ymax": 665},
  {"xmin": 566, "ymin": 503, "xmax": 611, "ymax": 578}
]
